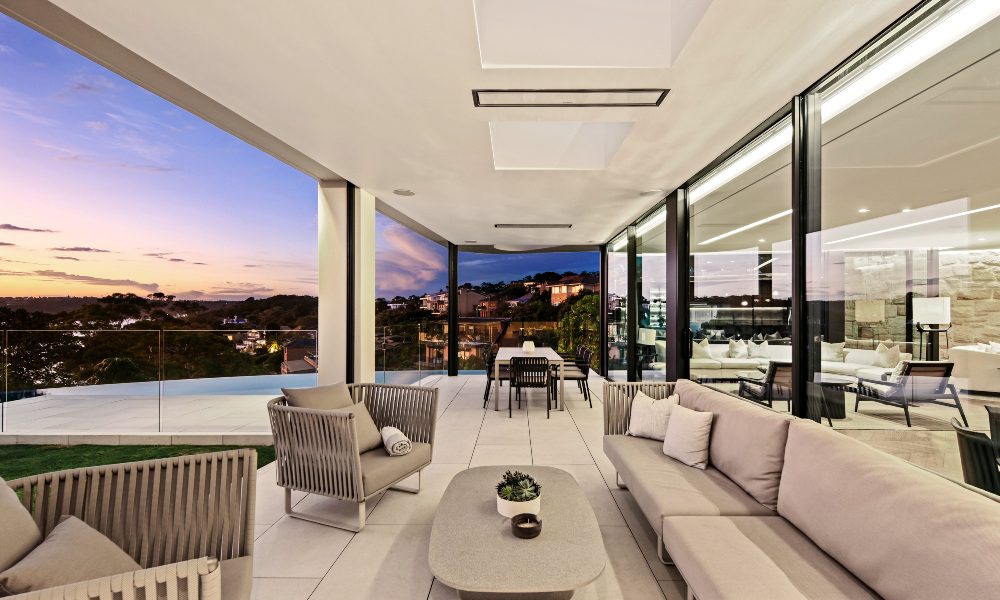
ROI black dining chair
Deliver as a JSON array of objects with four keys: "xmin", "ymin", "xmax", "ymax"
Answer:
[
  {"xmin": 986, "ymin": 404, "xmax": 1000, "ymax": 459},
  {"xmin": 952, "ymin": 418, "xmax": 1000, "ymax": 495},
  {"xmin": 482, "ymin": 345, "xmax": 509, "ymax": 408},
  {"xmin": 510, "ymin": 356, "xmax": 552, "ymax": 419},
  {"xmin": 551, "ymin": 347, "xmax": 594, "ymax": 408}
]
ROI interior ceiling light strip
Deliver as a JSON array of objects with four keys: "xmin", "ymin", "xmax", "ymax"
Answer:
[
  {"xmin": 687, "ymin": 0, "xmax": 1000, "ymax": 206},
  {"xmin": 635, "ymin": 208, "xmax": 667, "ymax": 237},
  {"xmin": 698, "ymin": 210, "xmax": 793, "ymax": 246},
  {"xmin": 494, "ymin": 223, "xmax": 573, "ymax": 229},
  {"xmin": 823, "ymin": 202, "xmax": 999, "ymax": 245},
  {"xmin": 473, "ymin": 88, "xmax": 668, "ymax": 108},
  {"xmin": 753, "ymin": 257, "xmax": 778, "ymax": 270}
]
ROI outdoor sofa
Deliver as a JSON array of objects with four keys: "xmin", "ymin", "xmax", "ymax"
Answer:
[
  {"xmin": 3, "ymin": 449, "xmax": 256, "ymax": 600},
  {"xmin": 604, "ymin": 379, "xmax": 1000, "ymax": 599}
]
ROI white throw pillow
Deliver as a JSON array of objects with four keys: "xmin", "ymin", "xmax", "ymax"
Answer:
[
  {"xmin": 748, "ymin": 340, "xmax": 769, "ymax": 358},
  {"xmin": 872, "ymin": 343, "xmax": 901, "ymax": 368},
  {"xmin": 627, "ymin": 392, "xmax": 679, "ymax": 441},
  {"xmin": 691, "ymin": 338, "xmax": 712, "ymax": 359},
  {"xmin": 662, "ymin": 405, "xmax": 714, "ymax": 470},
  {"xmin": 728, "ymin": 339, "xmax": 749, "ymax": 359},
  {"xmin": 978, "ymin": 342, "xmax": 991, "ymax": 352},
  {"xmin": 990, "ymin": 342, "xmax": 1000, "ymax": 354},
  {"xmin": 821, "ymin": 342, "xmax": 846, "ymax": 362},
  {"xmin": 888, "ymin": 360, "xmax": 909, "ymax": 383}
]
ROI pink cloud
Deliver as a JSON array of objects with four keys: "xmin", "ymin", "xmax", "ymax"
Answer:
[{"xmin": 375, "ymin": 223, "xmax": 445, "ymax": 296}]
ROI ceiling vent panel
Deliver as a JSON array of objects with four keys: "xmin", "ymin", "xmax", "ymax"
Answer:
[{"xmin": 474, "ymin": 89, "xmax": 668, "ymax": 107}]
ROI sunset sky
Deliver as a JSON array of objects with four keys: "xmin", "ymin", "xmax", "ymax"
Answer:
[{"xmin": 0, "ymin": 14, "xmax": 596, "ymax": 301}]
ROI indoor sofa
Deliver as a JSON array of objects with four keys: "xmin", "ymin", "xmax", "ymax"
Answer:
[
  {"xmin": 690, "ymin": 343, "xmax": 911, "ymax": 381},
  {"xmin": 604, "ymin": 379, "xmax": 1000, "ymax": 600}
]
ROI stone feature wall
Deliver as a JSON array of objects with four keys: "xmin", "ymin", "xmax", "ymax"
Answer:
[{"xmin": 939, "ymin": 250, "xmax": 1000, "ymax": 346}]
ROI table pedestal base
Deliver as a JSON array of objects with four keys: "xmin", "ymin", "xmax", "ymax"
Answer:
[{"xmin": 459, "ymin": 591, "xmax": 574, "ymax": 600}]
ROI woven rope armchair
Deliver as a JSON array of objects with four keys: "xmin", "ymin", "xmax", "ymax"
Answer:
[
  {"xmin": 5, "ymin": 449, "xmax": 257, "ymax": 600},
  {"xmin": 268, "ymin": 383, "xmax": 438, "ymax": 531}
]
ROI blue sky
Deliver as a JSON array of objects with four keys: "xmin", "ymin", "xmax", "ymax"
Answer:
[{"xmin": 1, "ymin": 13, "xmax": 596, "ymax": 300}]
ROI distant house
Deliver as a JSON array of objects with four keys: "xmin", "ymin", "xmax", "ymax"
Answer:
[
  {"xmin": 222, "ymin": 315, "xmax": 248, "ymax": 325},
  {"xmin": 508, "ymin": 294, "xmax": 533, "ymax": 308},
  {"xmin": 281, "ymin": 338, "xmax": 318, "ymax": 374},
  {"xmin": 548, "ymin": 275, "xmax": 598, "ymax": 306},
  {"xmin": 476, "ymin": 298, "xmax": 501, "ymax": 318},
  {"xmin": 387, "ymin": 302, "xmax": 407, "ymax": 310},
  {"xmin": 420, "ymin": 289, "xmax": 487, "ymax": 316}
]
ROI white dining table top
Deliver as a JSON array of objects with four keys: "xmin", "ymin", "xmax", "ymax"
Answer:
[{"xmin": 495, "ymin": 346, "xmax": 564, "ymax": 362}]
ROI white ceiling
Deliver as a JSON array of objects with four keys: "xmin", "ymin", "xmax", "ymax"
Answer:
[{"xmin": 42, "ymin": 0, "xmax": 916, "ymax": 247}]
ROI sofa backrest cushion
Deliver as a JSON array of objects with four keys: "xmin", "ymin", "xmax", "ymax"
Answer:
[
  {"xmin": 778, "ymin": 420, "xmax": 1000, "ymax": 600},
  {"xmin": 766, "ymin": 344, "xmax": 793, "ymax": 361},
  {"xmin": 843, "ymin": 348, "xmax": 912, "ymax": 366},
  {"xmin": 707, "ymin": 344, "xmax": 730, "ymax": 359},
  {"xmin": 675, "ymin": 379, "xmax": 791, "ymax": 509}
]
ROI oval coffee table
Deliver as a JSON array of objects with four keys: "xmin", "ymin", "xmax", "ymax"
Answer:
[{"xmin": 429, "ymin": 466, "xmax": 606, "ymax": 599}]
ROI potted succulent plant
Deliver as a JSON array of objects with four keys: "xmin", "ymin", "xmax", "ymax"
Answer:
[{"xmin": 495, "ymin": 470, "xmax": 541, "ymax": 518}]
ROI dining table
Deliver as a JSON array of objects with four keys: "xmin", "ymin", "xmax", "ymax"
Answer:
[{"xmin": 494, "ymin": 346, "xmax": 566, "ymax": 411}]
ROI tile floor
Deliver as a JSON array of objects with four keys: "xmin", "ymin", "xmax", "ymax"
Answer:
[{"xmin": 251, "ymin": 375, "xmax": 687, "ymax": 600}]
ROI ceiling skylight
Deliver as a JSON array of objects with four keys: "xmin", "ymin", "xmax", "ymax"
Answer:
[
  {"xmin": 473, "ymin": 0, "xmax": 712, "ymax": 69},
  {"xmin": 489, "ymin": 121, "xmax": 633, "ymax": 170}
]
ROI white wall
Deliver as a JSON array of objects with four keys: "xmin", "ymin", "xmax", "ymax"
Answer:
[{"xmin": 318, "ymin": 181, "xmax": 348, "ymax": 385}]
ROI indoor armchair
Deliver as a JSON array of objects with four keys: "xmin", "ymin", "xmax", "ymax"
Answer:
[
  {"xmin": 855, "ymin": 361, "xmax": 968, "ymax": 427},
  {"xmin": 268, "ymin": 383, "xmax": 438, "ymax": 532}
]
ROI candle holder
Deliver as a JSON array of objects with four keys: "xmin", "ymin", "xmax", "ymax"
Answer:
[{"xmin": 511, "ymin": 513, "xmax": 542, "ymax": 539}]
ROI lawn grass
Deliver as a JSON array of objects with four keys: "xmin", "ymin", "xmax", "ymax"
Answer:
[{"xmin": 0, "ymin": 444, "xmax": 275, "ymax": 481}]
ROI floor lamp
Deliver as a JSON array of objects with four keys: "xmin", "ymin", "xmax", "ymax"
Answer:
[{"xmin": 913, "ymin": 297, "xmax": 951, "ymax": 361}]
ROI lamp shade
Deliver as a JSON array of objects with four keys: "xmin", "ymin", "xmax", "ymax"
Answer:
[
  {"xmin": 854, "ymin": 300, "xmax": 885, "ymax": 323},
  {"xmin": 522, "ymin": 341, "xmax": 536, "ymax": 353},
  {"xmin": 912, "ymin": 297, "xmax": 951, "ymax": 324}
]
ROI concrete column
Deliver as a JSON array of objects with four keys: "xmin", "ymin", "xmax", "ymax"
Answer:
[
  {"xmin": 354, "ymin": 189, "xmax": 376, "ymax": 383},
  {"xmin": 318, "ymin": 180, "xmax": 348, "ymax": 385}
]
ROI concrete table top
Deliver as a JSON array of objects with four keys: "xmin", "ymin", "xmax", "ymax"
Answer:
[{"xmin": 429, "ymin": 466, "xmax": 606, "ymax": 599}]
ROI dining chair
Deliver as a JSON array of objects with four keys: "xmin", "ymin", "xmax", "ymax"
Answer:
[
  {"xmin": 483, "ymin": 345, "xmax": 510, "ymax": 408},
  {"xmin": 510, "ymin": 356, "xmax": 552, "ymax": 418},
  {"xmin": 952, "ymin": 418, "xmax": 1000, "ymax": 496}
]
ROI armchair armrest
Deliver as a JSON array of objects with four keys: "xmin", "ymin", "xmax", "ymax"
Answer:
[
  {"xmin": 268, "ymin": 398, "xmax": 365, "ymax": 502},
  {"xmin": 603, "ymin": 382, "xmax": 676, "ymax": 435},
  {"xmin": 9, "ymin": 557, "xmax": 221, "ymax": 600},
  {"xmin": 352, "ymin": 384, "xmax": 438, "ymax": 445}
]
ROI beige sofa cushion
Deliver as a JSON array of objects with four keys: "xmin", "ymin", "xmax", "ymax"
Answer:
[
  {"xmin": 360, "ymin": 442, "xmax": 431, "ymax": 496},
  {"xmin": 282, "ymin": 382, "xmax": 353, "ymax": 410},
  {"xmin": 0, "ymin": 516, "xmax": 141, "ymax": 595},
  {"xmin": 675, "ymin": 379, "xmax": 792, "ymax": 509},
  {"xmin": 663, "ymin": 516, "xmax": 879, "ymax": 600},
  {"xmin": 604, "ymin": 436, "xmax": 772, "ymax": 528},
  {"xmin": 779, "ymin": 420, "xmax": 1000, "ymax": 600},
  {"xmin": 0, "ymin": 477, "xmax": 41, "ymax": 572}
]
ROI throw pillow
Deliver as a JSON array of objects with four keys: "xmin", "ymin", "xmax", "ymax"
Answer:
[
  {"xmin": 337, "ymin": 401, "xmax": 383, "ymax": 452},
  {"xmin": 872, "ymin": 343, "xmax": 901, "ymax": 368},
  {"xmin": 691, "ymin": 338, "xmax": 712, "ymax": 359},
  {"xmin": 991, "ymin": 342, "xmax": 1000, "ymax": 354},
  {"xmin": 765, "ymin": 332, "xmax": 781, "ymax": 341},
  {"xmin": 888, "ymin": 360, "xmax": 909, "ymax": 383},
  {"xmin": 978, "ymin": 342, "xmax": 990, "ymax": 352},
  {"xmin": 0, "ymin": 516, "xmax": 140, "ymax": 595},
  {"xmin": 751, "ymin": 333, "xmax": 764, "ymax": 342},
  {"xmin": 728, "ymin": 339, "xmax": 749, "ymax": 359},
  {"xmin": 821, "ymin": 341, "xmax": 846, "ymax": 362},
  {"xmin": 282, "ymin": 382, "xmax": 353, "ymax": 411},
  {"xmin": 748, "ymin": 340, "xmax": 769, "ymax": 359},
  {"xmin": 662, "ymin": 405, "xmax": 714, "ymax": 470},
  {"xmin": 627, "ymin": 391, "xmax": 679, "ymax": 441},
  {"xmin": 0, "ymin": 477, "xmax": 42, "ymax": 572}
]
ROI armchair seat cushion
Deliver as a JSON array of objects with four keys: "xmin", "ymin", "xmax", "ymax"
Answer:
[
  {"xmin": 220, "ymin": 555, "xmax": 254, "ymax": 600},
  {"xmin": 663, "ymin": 516, "xmax": 879, "ymax": 600},
  {"xmin": 360, "ymin": 443, "xmax": 432, "ymax": 496}
]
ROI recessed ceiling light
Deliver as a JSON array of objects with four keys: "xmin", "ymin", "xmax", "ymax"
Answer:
[
  {"xmin": 640, "ymin": 189, "xmax": 665, "ymax": 197},
  {"xmin": 858, "ymin": 208, "xmax": 870, "ymax": 213},
  {"xmin": 901, "ymin": 208, "xmax": 912, "ymax": 213},
  {"xmin": 977, "ymin": 237, "xmax": 986, "ymax": 241},
  {"xmin": 758, "ymin": 238, "xmax": 766, "ymax": 243},
  {"xmin": 393, "ymin": 189, "xmax": 415, "ymax": 197}
]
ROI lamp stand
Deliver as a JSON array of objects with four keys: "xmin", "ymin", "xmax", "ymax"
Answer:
[{"xmin": 916, "ymin": 323, "xmax": 951, "ymax": 361}]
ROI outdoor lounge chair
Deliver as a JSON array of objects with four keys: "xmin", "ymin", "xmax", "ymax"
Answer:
[
  {"xmin": 268, "ymin": 383, "xmax": 438, "ymax": 532},
  {"xmin": 738, "ymin": 360, "xmax": 792, "ymax": 410},
  {"xmin": 4, "ymin": 449, "xmax": 257, "ymax": 600},
  {"xmin": 855, "ymin": 361, "xmax": 968, "ymax": 427}
]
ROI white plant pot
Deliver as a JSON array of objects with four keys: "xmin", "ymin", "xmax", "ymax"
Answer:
[{"xmin": 497, "ymin": 495, "xmax": 541, "ymax": 519}]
